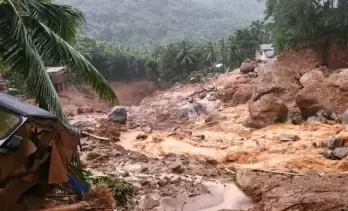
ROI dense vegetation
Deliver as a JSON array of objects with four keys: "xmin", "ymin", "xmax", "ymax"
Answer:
[
  {"xmin": 73, "ymin": 20, "xmax": 272, "ymax": 86},
  {"xmin": 264, "ymin": 0, "xmax": 348, "ymax": 53},
  {"xmin": 56, "ymin": 0, "xmax": 265, "ymax": 47}
]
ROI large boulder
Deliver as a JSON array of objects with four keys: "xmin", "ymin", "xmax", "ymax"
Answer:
[
  {"xmin": 108, "ymin": 106, "xmax": 128, "ymax": 124},
  {"xmin": 217, "ymin": 85, "xmax": 253, "ymax": 106},
  {"xmin": 247, "ymin": 61, "xmax": 302, "ymax": 127},
  {"xmin": 299, "ymin": 68, "xmax": 326, "ymax": 87},
  {"xmin": 240, "ymin": 60, "xmax": 257, "ymax": 74},
  {"xmin": 296, "ymin": 69, "xmax": 348, "ymax": 119},
  {"xmin": 247, "ymin": 94, "xmax": 288, "ymax": 128}
]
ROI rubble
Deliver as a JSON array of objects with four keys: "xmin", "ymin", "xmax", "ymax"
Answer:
[{"xmin": 63, "ymin": 46, "xmax": 348, "ymax": 210}]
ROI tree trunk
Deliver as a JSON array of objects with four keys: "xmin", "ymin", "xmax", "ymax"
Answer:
[
  {"xmin": 321, "ymin": 39, "xmax": 330, "ymax": 67},
  {"xmin": 0, "ymin": 74, "xmax": 8, "ymax": 93}
]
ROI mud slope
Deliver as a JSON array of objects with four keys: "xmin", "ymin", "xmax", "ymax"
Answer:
[{"xmin": 67, "ymin": 47, "xmax": 348, "ymax": 210}]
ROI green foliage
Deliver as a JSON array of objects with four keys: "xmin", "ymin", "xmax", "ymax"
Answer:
[
  {"xmin": 74, "ymin": 20, "xmax": 272, "ymax": 86},
  {"xmin": 87, "ymin": 174, "xmax": 137, "ymax": 209},
  {"xmin": 0, "ymin": 0, "xmax": 117, "ymax": 121},
  {"xmin": 74, "ymin": 36, "xmax": 149, "ymax": 82},
  {"xmin": 264, "ymin": 0, "xmax": 348, "ymax": 52},
  {"xmin": 56, "ymin": 0, "xmax": 265, "ymax": 47},
  {"xmin": 145, "ymin": 60, "xmax": 160, "ymax": 87}
]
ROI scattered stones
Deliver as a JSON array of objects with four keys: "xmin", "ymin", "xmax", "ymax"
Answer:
[
  {"xmin": 108, "ymin": 106, "xmax": 127, "ymax": 124},
  {"xmin": 327, "ymin": 136, "xmax": 343, "ymax": 150},
  {"xmin": 278, "ymin": 133, "xmax": 300, "ymax": 142},
  {"xmin": 136, "ymin": 133, "xmax": 148, "ymax": 140}
]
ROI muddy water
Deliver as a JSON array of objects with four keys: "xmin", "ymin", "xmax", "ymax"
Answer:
[{"xmin": 182, "ymin": 182, "xmax": 253, "ymax": 211}]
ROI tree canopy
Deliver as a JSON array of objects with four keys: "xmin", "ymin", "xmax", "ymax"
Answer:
[
  {"xmin": 264, "ymin": 0, "xmax": 348, "ymax": 51},
  {"xmin": 71, "ymin": 20, "xmax": 272, "ymax": 86}
]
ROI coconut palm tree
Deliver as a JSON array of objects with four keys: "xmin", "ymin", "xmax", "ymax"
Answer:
[
  {"xmin": 204, "ymin": 41, "xmax": 216, "ymax": 66},
  {"xmin": 0, "ymin": 0, "xmax": 117, "ymax": 120},
  {"xmin": 174, "ymin": 41, "xmax": 198, "ymax": 74}
]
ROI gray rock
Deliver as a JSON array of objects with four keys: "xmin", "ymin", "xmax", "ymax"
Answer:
[
  {"xmin": 199, "ymin": 92, "xmax": 207, "ymax": 99},
  {"xmin": 192, "ymin": 102, "xmax": 204, "ymax": 115},
  {"xmin": 140, "ymin": 167, "xmax": 149, "ymax": 173},
  {"xmin": 121, "ymin": 171, "xmax": 130, "ymax": 177},
  {"xmin": 307, "ymin": 116, "xmax": 328, "ymax": 123},
  {"xmin": 157, "ymin": 178, "xmax": 168, "ymax": 187},
  {"xmin": 318, "ymin": 109, "xmax": 338, "ymax": 120},
  {"xmin": 327, "ymin": 136, "xmax": 343, "ymax": 150},
  {"xmin": 108, "ymin": 106, "xmax": 127, "ymax": 124},
  {"xmin": 342, "ymin": 108, "xmax": 348, "ymax": 124},
  {"xmin": 110, "ymin": 149, "xmax": 123, "ymax": 156},
  {"xmin": 142, "ymin": 126, "xmax": 153, "ymax": 133},
  {"xmin": 323, "ymin": 147, "xmax": 348, "ymax": 160}
]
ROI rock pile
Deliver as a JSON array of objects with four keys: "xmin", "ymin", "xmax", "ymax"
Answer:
[{"xmin": 246, "ymin": 48, "xmax": 348, "ymax": 128}]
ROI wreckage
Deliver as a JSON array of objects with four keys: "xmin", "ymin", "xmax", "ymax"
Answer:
[{"xmin": 0, "ymin": 93, "xmax": 89, "ymax": 210}]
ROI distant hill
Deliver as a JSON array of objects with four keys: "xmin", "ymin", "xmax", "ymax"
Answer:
[{"xmin": 56, "ymin": 0, "xmax": 265, "ymax": 46}]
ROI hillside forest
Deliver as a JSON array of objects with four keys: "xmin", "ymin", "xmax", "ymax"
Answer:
[{"xmin": 55, "ymin": 0, "xmax": 265, "ymax": 46}]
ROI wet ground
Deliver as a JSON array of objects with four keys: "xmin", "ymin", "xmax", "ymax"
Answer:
[
  {"xmin": 67, "ymin": 70, "xmax": 348, "ymax": 210},
  {"xmin": 70, "ymin": 101, "xmax": 348, "ymax": 211}
]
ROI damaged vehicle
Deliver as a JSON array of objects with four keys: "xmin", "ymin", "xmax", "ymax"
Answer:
[{"xmin": 0, "ymin": 93, "xmax": 89, "ymax": 211}]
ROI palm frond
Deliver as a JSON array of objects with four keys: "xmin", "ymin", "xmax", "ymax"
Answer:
[
  {"xmin": 28, "ymin": 0, "xmax": 84, "ymax": 42},
  {"xmin": 25, "ymin": 17, "xmax": 118, "ymax": 104},
  {"xmin": 0, "ymin": 0, "xmax": 63, "ymax": 118}
]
